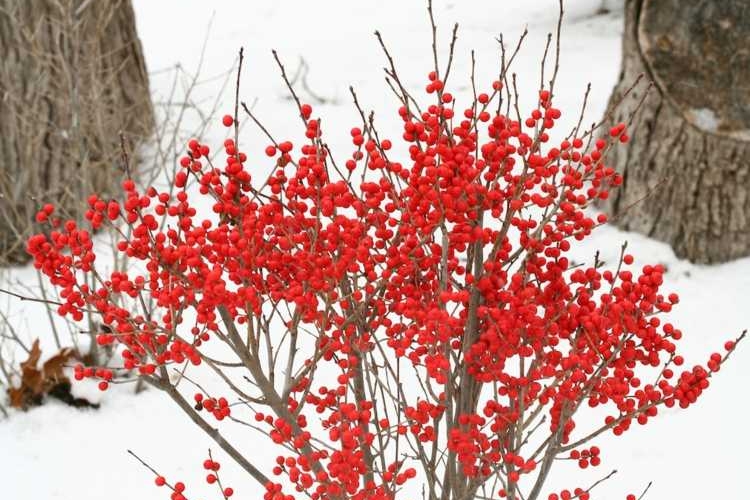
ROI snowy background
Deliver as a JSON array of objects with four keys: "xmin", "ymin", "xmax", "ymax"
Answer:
[{"xmin": 1, "ymin": 1, "xmax": 748, "ymax": 499}]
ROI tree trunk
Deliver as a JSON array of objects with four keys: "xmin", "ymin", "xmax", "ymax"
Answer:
[
  {"xmin": 0, "ymin": 0, "xmax": 153, "ymax": 265},
  {"xmin": 599, "ymin": 0, "xmax": 750, "ymax": 264}
]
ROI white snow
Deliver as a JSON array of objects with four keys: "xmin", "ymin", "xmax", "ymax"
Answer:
[
  {"xmin": 690, "ymin": 108, "xmax": 720, "ymax": 133},
  {"xmin": 1, "ymin": 1, "xmax": 747, "ymax": 499}
]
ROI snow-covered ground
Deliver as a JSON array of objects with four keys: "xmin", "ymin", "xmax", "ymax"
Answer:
[{"xmin": 1, "ymin": 1, "xmax": 748, "ymax": 499}]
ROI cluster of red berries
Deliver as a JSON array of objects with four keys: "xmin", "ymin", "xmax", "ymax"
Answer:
[
  {"xmin": 194, "ymin": 393, "xmax": 231, "ymax": 421},
  {"xmin": 569, "ymin": 446, "xmax": 601, "ymax": 469},
  {"xmin": 153, "ymin": 476, "xmax": 187, "ymax": 500},
  {"xmin": 73, "ymin": 364, "xmax": 113, "ymax": 391},
  {"xmin": 544, "ymin": 488, "xmax": 591, "ymax": 500},
  {"xmin": 27, "ymin": 58, "xmax": 743, "ymax": 500},
  {"xmin": 203, "ymin": 457, "xmax": 233, "ymax": 497}
]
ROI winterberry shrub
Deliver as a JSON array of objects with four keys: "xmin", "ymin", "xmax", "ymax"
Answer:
[{"xmin": 26, "ymin": 6, "xmax": 743, "ymax": 500}]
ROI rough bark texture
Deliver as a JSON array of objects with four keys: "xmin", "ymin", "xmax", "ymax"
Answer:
[
  {"xmin": 600, "ymin": 0, "xmax": 750, "ymax": 264},
  {"xmin": 0, "ymin": 0, "xmax": 153, "ymax": 265}
]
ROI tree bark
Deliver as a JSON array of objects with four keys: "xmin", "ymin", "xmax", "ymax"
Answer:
[
  {"xmin": 0, "ymin": 0, "xmax": 153, "ymax": 265},
  {"xmin": 599, "ymin": 0, "xmax": 750, "ymax": 264}
]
